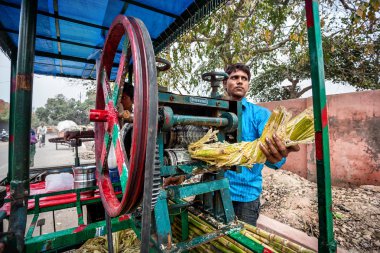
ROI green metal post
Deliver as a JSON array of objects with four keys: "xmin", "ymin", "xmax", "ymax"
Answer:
[
  {"xmin": 8, "ymin": 0, "xmax": 37, "ymax": 252},
  {"xmin": 7, "ymin": 56, "xmax": 17, "ymax": 182},
  {"xmin": 305, "ymin": 1, "xmax": 336, "ymax": 252}
]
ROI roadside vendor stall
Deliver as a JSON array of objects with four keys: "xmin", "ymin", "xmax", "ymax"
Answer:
[{"xmin": 0, "ymin": 0, "xmax": 336, "ymax": 252}]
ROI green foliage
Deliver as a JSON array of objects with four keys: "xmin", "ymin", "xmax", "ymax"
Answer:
[
  {"xmin": 158, "ymin": 0, "xmax": 379, "ymax": 101},
  {"xmin": 34, "ymin": 93, "xmax": 95, "ymax": 125},
  {"xmin": 0, "ymin": 106, "xmax": 9, "ymax": 121}
]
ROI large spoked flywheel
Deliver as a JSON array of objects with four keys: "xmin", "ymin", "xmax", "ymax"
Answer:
[{"xmin": 90, "ymin": 15, "xmax": 157, "ymax": 217}]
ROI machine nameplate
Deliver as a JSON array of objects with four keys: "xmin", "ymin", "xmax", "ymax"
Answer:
[{"xmin": 189, "ymin": 97, "xmax": 208, "ymax": 105}]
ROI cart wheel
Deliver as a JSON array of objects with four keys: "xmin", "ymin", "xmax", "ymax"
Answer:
[{"xmin": 91, "ymin": 15, "xmax": 158, "ymax": 217}]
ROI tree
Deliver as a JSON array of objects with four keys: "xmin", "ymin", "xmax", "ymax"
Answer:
[
  {"xmin": 251, "ymin": 0, "xmax": 379, "ymax": 101},
  {"xmin": 34, "ymin": 94, "xmax": 94, "ymax": 125},
  {"xmin": 158, "ymin": 0, "xmax": 303, "ymax": 95},
  {"xmin": 0, "ymin": 106, "xmax": 9, "ymax": 121},
  {"xmin": 158, "ymin": 0, "xmax": 379, "ymax": 101}
]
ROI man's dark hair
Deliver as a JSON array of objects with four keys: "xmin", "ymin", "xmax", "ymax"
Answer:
[
  {"xmin": 123, "ymin": 83, "xmax": 134, "ymax": 100},
  {"xmin": 224, "ymin": 63, "xmax": 251, "ymax": 81}
]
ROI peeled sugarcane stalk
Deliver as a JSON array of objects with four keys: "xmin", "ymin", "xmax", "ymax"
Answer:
[
  {"xmin": 174, "ymin": 215, "xmax": 252, "ymax": 253},
  {"xmin": 172, "ymin": 223, "xmax": 216, "ymax": 253},
  {"xmin": 173, "ymin": 209, "xmax": 314, "ymax": 253},
  {"xmin": 244, "ymin": 223, "xmax": 315, "ymax": 253},
  {"xmin": 187, "ymin": 215, "xmax": 252, "ymax": 253},
  {"xmin": 188, "ymin": 223, "xmax": 236, "ymax": 253},
  {"xmin": 190, "ymin": 212, "xmax": 312, "ymax": 253},
  {"xmin": 173, "ymin": 219, "xmax": 227, "ymax": 253},
  {"xmin": 188, "ymin": 106, "xmax": 315, "ymax": 168}
]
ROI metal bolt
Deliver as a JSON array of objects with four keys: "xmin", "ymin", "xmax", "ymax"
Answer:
[{"xmin": 169, "ymin": 96, "xmax": 174, "ymax": 101}]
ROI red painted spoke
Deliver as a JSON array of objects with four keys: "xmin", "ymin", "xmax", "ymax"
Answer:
[
  {"xmin": 100, "ymin": 132, "xmax": 111, "ymax": 173},
  {"xmin": 101, "ymin": 69, "xmax": 112, "ymax": 104}
]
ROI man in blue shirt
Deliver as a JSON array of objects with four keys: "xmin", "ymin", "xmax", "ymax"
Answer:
[{"xmin": 223, "ymin": 63, "xmax": 300, "ymax": 226}]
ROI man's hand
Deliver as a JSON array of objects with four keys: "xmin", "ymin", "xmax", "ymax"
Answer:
[{"xmin": 259, "ymin": 133, "xmax": 300, "ymax": 164}]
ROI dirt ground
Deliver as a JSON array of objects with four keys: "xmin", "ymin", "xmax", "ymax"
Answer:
[{"xmin": 261, "ymin": 168, "xmax": 380, "ymax": 253}]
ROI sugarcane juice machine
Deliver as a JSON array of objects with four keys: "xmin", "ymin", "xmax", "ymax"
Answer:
[{"xmin": 89, "ymin": 16, "xmax": 244, "ymax": 252}]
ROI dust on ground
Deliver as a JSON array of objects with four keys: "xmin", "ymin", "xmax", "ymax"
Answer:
[{"xmin": 261, "ymin": 169, "xmax": 380, "ymax": 252}]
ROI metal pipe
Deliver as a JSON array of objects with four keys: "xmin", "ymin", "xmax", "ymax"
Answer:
[
  {"xmin": 8, "ymin": 0, "xmax": 37, "ymax": 252},
  {"xmin": 173, "ymin": 115, "xmax": 229, "ymax": 127},
  {"xmin": 305, "ymin": 1, "xmax": 336, "ymax": 252},
  {"xmin": 74, "ymin": 144, "xmax": 80, "ymax": 167},
  {"xmin": 105, "ymin": 212, "xmax": 114, "ymax": 253},
  {"xmin": 7, "ymin": 56, "xmax": 17, "ymax": 182}
]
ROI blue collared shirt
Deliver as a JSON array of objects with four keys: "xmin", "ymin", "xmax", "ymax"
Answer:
[{"xmin": 224, "ymin": 97, "xmax": 286, "ymax": 202}]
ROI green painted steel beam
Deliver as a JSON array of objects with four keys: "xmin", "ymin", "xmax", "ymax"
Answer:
[
  {"xmin": 25, "ymin": 215, "xmax": 133, "ymax": 253},
  {"xmin": 305, "ymin": 0, "xmax": 336, "ymax": 252},
  {"xmin": 166, "ymin": 178, "xmax": 230, "ymax": 199},
  {"xmin": 6, "ymin": 57, "xmax": 17, "ymax": 183},
  {"xmin": 154, "ymin": 190, "xmax": 172, "ymax": 248},
  {"xmin": 167, "ymin": 223, "xmax": 242, "ymax": 252},
  {"xmin": 8, "ymin": 0, "xmax": 38, "ymax": 252},
  {"xmin": 159, "ymin": 92, "xmax": 229, "ymax": 109}
]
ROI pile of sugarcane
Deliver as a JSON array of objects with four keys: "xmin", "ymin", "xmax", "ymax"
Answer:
[
  {"xmin": 189, "ymin": 106, "xmax": 315, "ymax": 168},
  {"xmin": 172, "ymin": 212, "xmax": 315, "ymax": 253},
  {"xmin": 76, "ymin": 229, "xmax": 140, "ymax": 253}
]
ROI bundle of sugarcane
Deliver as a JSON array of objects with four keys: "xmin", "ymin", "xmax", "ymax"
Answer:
[
  {"xmin": 172, "ymin": 214, "xmax": 257, "ymax": 253},
  {"xmin": 188, "ymin": 106, "xmax": 315, "ymax": 168},
  {"xmin": 76, "ymin": 229, "xmax": 140, "ymax": 253},
  {"xmin": 172, "ymin": 211, "xmax": 315, "ymax": 253},
  {"xmin": 241, "ymin": 223, "xmax": 314, "ymax": 253}
]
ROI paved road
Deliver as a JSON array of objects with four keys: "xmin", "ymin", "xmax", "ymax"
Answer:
[{"xmin": 0, "ymin": 133, "xmax": 95, "ymax": 180}]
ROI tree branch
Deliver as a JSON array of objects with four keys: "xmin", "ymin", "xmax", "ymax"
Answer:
[
  {"xmin": 297, "ymin": 85, "xmax": 312, "ymax": 97},
  {"xmin": 339, "ymin": 0, "xmax": 355, "ymax": 12},
  {"xmin": 250, "ymin": 38, "xmax": 290, "ymax": 54}
]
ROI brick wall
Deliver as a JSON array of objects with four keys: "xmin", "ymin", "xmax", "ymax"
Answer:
[{"xmin": 259, "ymin": 90, "xmax": 380, "ymax": 187}]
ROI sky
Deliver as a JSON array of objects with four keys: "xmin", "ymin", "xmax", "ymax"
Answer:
[
  {"xmin": 0, "ymin": 51, "xmax": 89, "ymax": 109},
  {"xmin": 0, "ymin": 50, "xmax": 356, "ymax": 109}
]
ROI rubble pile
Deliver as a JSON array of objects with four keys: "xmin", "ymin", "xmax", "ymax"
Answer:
[{"xmin": 261, "ymin": 169, "xmax": 380, "ymax": 252}]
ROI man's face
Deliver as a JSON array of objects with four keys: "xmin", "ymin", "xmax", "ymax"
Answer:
[
  {"xmin": 223, "ymin": 70, "xmax": 249, "ymax": 101},
  {"xmin": 121, "ymin": 93, "xmax": 133, "ymax": 112}
]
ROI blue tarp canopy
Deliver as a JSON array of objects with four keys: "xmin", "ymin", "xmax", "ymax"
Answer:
[{"xmin": 0, "ymin": 0, "xmax": 225, "ymax": 80}]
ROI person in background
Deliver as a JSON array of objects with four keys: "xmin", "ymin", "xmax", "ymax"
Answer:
[
  {"xmin": 118, "ymin": 83, "xmax": 134, "ymax": 123},
  {"xmin": 30, "ymin": 129, "xmax": 38, "ymax": 167},
  {"xmin": 64, "ymin": 83, "xmax": 134, "ymax": 140},
  {"xmin": 37, "ymin": 123, "xmax": 47, "ymax": 148}
]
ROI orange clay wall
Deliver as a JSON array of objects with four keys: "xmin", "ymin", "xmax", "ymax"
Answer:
[{"xmin": 259, "ymin": 89, "xmax": 380, "ymax": 187}]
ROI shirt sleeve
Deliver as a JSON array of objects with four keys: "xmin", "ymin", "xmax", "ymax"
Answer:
[{"xmin": 265, "ymin": 158, "xmax": 286, "ymax": 170}]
